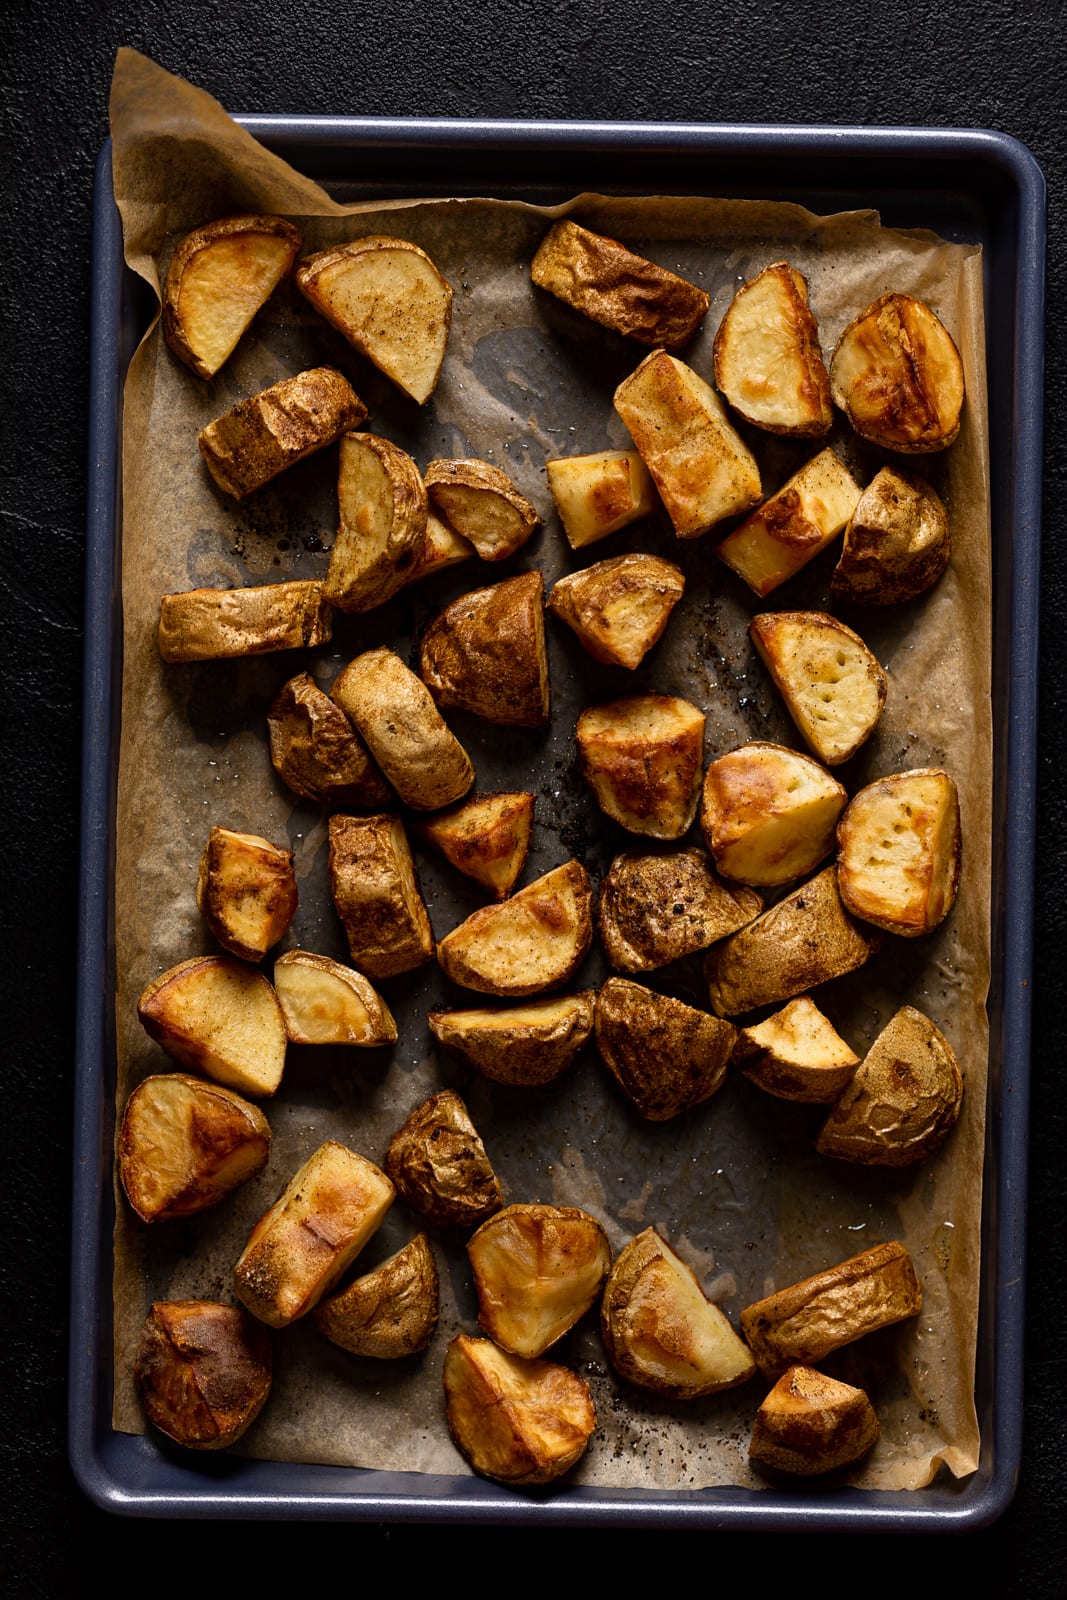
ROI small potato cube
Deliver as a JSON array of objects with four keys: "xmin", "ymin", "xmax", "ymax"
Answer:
[
  {"xmin": 468, "ymin": 1204, "xmax": 612, "ymax": 1357},
  {"xmin": 119, "ymin": 1073, "xmax": 271, "ymax": 1223},
  {"xmin": 137, "ymin": 955, "xmax": 288, "ymax": 1097},
  {"xmin": 443, "ymin": 1333, "xmax": 596, "ymax": 1486},
  {"xmin": 577, "ymin": 694, "xmax": 704, "ymax": 840},
  {"xmin": 545, "ymin": 450, "xmax": 658, "ymax": 549},
  {"xmin": 412, "ymin": 791, "xmax": 534, "ymax": 899},
  {"xmin": 327, "ymin": 433, "xmax": 428, "ymax": 614},
  {"xmin": 196, "ymin": 826, "xmax": 298, "ymax": 962},
  {"xmin": 436, "ymin": 860, "xmax": 593, "ymax": 997},
  {"xmin": 712, "ymin": 261, "xmax": 832, "ymax": 437},
  {"xmin": 158, "ymin": 580, "xmax": 332, "ymax": 664},
  {"xmin": 328, "ymin": 813, "xmax": 434, "ymax": 980},
  {"xmin": 836, "ymin": 768, "xmax": 961, "ymax": 935},
  {"xmin": 597, "ymin": 848, "xmax": 762, "ymax": 973},
  {"xmin": 750, "ymin": 1366, "xmax": 879, "ymax": 1476},
  {"xmin": 385, "ymin": 1089, "xmax": 501, "ymax": 1227},
  {"xmin": 700, "ymin": 742, "xmax": 847, "ymax": 886},
  {"xmin": 531, "ymin": 221, "xmax": 710, "ymax": 350},
  {"xmin": 331, "ymin": 648, "xmax": 474, "ymax": 812},
  {"xmin": 548, "ymin": 553, "xmax": 684, "ymax": 670},
  {"xmin": 830, "ymin": 293, "xmax": 965, "ymax": 453},
  {"xmin": 267, "ymin": 672, "xmax": 391, "ymax": 809},
  {"xmin": 716, "ymin": 449, "xmax": 862, "ymax": 597},
  {"xmin": 595, "ymin": 978, "xmax": 737, "ymax": 1120},
  {"xmin": 425, "ymin": 459, "xmax": 540, "ymax": 562},
  {"xmin": 736, "ymin": 997, "xmax": 860, "ymax": 1104},
  {"xmin": 162, "ymin": 214, "xmax": 302, "ymax": 380},
  {"xmin": 135, "ymin": 1301, "xmax": 272, "ymax": 1450},
  {"xmin": 750, "ymin": 612, "xmax": 887, "ymax": 766},
  {"xmin": 272, "ymin": 950, "xmax": 397, "ymax": 1047},
  {"xmin": 831, "ymin": 466, "xmax": 951, "ymax": 605},
  {"xmin": 428, "ymin": 992, "xmax": 595, "ymax": 1087},
  {"xmin": 314, "ymin": 1233, "xmax": 439, "ymax": 1358},
  {"xmin": 418, "ymin": 571, "xmax": 550, "ymax": 728},
  {"xmin": 197, "ymin": 367, "xmax": 366, "ymax": 500}
]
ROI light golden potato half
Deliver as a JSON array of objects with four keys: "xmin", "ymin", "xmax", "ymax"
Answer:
[
  {"xmin": 531, "ymin": 220, "xmax": 709, "ymax": 349},
  {"xmin": 196, "ymin": 826, "xmax": 298, "ymax": 962},
  {"xmin": 328, "ymin": 813, "xmax": 435, "ymax": 980},
  {"xmin": 577, "ymin": 694, "xmax": 705, "ymax": 840},
  {"xmin": 830, "ymin": 292, "xmax": 965, "ymax": 452},
  {"xmin": 750, "ymin": 612, "xmax": 888, "ymax": 767},
  {"xmin": 836, "ymin": 768, "xmax": 961, "ymax": 935},
  {"xmin": 443, "ymin": 1333, "xmax": 596, "ymax": 1486},
  {"xmin": 314, "ymin": 1233, "xmax": 439, "ymax": 1358},
  {"xmin": 326, "ymin": 433, "xmax": 428, "ymax": 613},
  {"xmin": 597, "ymin": 847, "xmax": 762, "ymax": 973},
  {"xmin": 548, "ymin": 553, "xmax": 685, "ymax": 670},
  {"xmin": 749, "ymin": 1366, "xmax": 880, "ymax": 1476},
  {"xmin": 595, "ymin": 978, "xmax": 737, "ymax": 1121},
  {"xmin": 713, "ymin": 261, "xmax": 832, "ymax": 437},
  {"xmin": 735, "ymin": 997, "xmax": 859, "ymax": 1103},
  {"xmin": 295, "ymin": 235, "xmax": 452, "ymax": 404},
  {"xmin": 403, "ymin": 507, "xmax": 476, "ymax": 585},
  {"xmin": 135, "ymin": 1301, "xmax": 272, "ymax": 1451},
  {"xmin": 468, "ymin": 1204, "xmax": 612, "ymax": 1357},
  {"xmin": 615, "ymin": 350, "xmax": 762, "ymax": 538},
  {"xmin": 267, "ymin": 672, "xmax": 391, "ymax": 809},
  {"xmin": 162, "ymin": 214, "xmax": 302, "ymax": 380},
  {"xmin": 601, "ymin": 1228, "xmax": 755, "ymax": 1398},
  {"xmin": 158, "ymin": 580, "xmax": 332, "ymax": 664},
  {"xmin": 385, "ymin": 1089, "xmax": 502, "ymax": 1227},
  {"xmin": 831, "ymin": 466, "xmax": 951, "ymax": 605},
  {"xmin": 119, "ymin": 1073, "xmax": 271, "ymax": 1223},
  {"xmin": 418, "ymin": 570, "xmax": 550, "ymax": 728},
  {"xmin": 412, "ymin": 791, "xmax": 534, "ymax": 899},
  {"xmin": 424, "ymin": 459, "xmax": 540, "ymax": 562},
  {"xmin": 137, "ymin": 955, "xmax": 288, "ymax": 1097},
  {"xmin": 197, "ymin": 366, "xmax": 366, "ymax": 501},
  {"xmin": 331, "ymin": 648, "xmax": 474, "ymax": 811},
  {"xmin": 428, "ymin": 991, "xmax": 595, "ymax": 1087},
  {"xmin": 715, "ymin": 448, "xmax": 861, "ymax": 598},
  {"xmin": 235, "ymin": 1141, "xmax": 394, "ymax": 1327},
  {"xmin": 545, "ymin": 450, "xmax": 658, "ymax": 549},
  {"xmin": 272, "ymin": 950, "xmax": 397, "ymax": 1047},
  {"xmin": 437, "ymin": 860, "xmax": 593, "ymax": 997},
  {"xmin": 700, "ymin": 742, "xmax": 848, "ymax": 887}
]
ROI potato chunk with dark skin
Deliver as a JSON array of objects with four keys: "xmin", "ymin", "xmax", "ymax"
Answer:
[
  {"xmin": 595, "ymin": 978, "xmax": 737, "ymax": 1121},
  {"xmin": 268, "ymin": 672, "xmax": 391, "ymax": 808},
  {"xmin": 750, "ymin": 1366, "xmax": 880, "ymax": 1476},
  {"xmin": 385, "ymin": 1090, "xmax": 502, "ymax": 1227},
  {"xmin": 135, "ymin": 1301, "xmax": 272, "ymax": 1450},
  {"xmin": 443, "ymin": 1334, "xmax": 596, "ymax": 1486},
  {"xmin": 419, "ymin": 571, "xmax": 550, "ymax": 728},
  {"xmin": 314, "ymin": 1234, "xmax": 439, "ymax": 1358},
  {"xmin": 597, "ymin": 848, "xmax": 762, "ymax": 973}
]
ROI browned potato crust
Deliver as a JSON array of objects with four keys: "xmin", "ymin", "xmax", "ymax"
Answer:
[
  {"xmin": 436, "ymin": 860, "xmax": 593, "ymax": 997},
  {"xmin": 158, "ymin": 580, "xmax": 332, "ymax": 663},
  {"xmin": 136, "ymin": 1301, "xmax": 272, "ymax": 1450},
  {"xmin": 327, "ymin": 433, "xmax": 428, "ymax": 613},
  {"xmin": 713, "ymin": 261, "xmax": 832, "ymax": 437},
  {"xmin": 331, "ymin": 648, "xmax": 474, "ymax": 812},
  {"xmin": 119, "ymin": 1073, "xmax": 271, "ymax": 1223},
  {"xmin": 443, "ymin": 1333, "xmax": 596, "ymax": 1486},
  {"xmin": 749, "ymin": 1366, "xmax": 879, "ymax": 1476},
  {"xmin": 548, "ymin": 553, "xmax": 685, "ymax": 670},
  {"xmin": 313, "ymin": 1233, "xmax": 439, "ymax": 1358},
  {"xmin": 424, "ymin": 459, "xmax": 540, "ymax": 562},
  {"xmin": 412, "ymin": 791, "xmax": 534, "ymax": 899},
  {"xmin": 830, "ymin": 293, "xmax": 965, "ymax": 452},
  {"xmin": 418, "ymin": 570, "xmax": 550, "ymax": 728},
  {"xmin": 831, "ymin": 466, "xmax": 951, "ymax": 604},
  {"xmin": 736, "ymin": 997, "xmax": 859, "ymax": 1104},
  {"xmin": 385, "ymin": 1089, "xmax": 501, "ymax": 1227},
  {"xmin": 196, "ymin": 825, "xmax": 298, "ymax": 962},
  {"xmin": 577, "ymin": 694, "xmax": 705, "ymax": 840},
  {"xmin": 531, "ymin": 221, "xmax": 710, "ymax": 349},
  {"xmin": 700, "ymin": 743, "xmax": 847, "ymax": 887},
  {"xmin": 545, "ymin": 450, "xmax": 658, "ymax": 549},
  {"xmin": 428, "ymin": 992, "xmax": 595, "ymax": 1087},
  {"xmin": 137, "ymin": 955, "xmax": 288, "ymax": 1098},
  {"xmin": 595, "ymin": 978, "xmax": 737, "ymax": 1120},
  {"xmin": 267, "ymin": 672, "xmax": 391, "ymax": 808},
  {"xmin": 162, "ymin": 214, "xmax": 302, "ymax": 379},
  {"xmin": 749, "ymin": 612, "xmax": 887, "ymax": 767},
  {"xmin": 197, "ymin": 367, "xmax": 367, "ymax": 500},
  {"xmin": 272, "ymin": 950, "xmax": 397, "ymax": 1047},
  {"xmin": 836, "ymin": 768, "xmax": 961, "ymax": 936},
  {"xmin": 597, "ymin": 847, "xmax": 762, "ymax": 972},
  {"xmin": 715, "ymin": 449, "xmax": 861, "ymax": 598},
  {"xmin": 328, "ymin": 813, "xmax": 434, "ymax": 980},
  {"xmin": 468, "ymin": 1204, "xmax": 612, "ymax": 1357}
]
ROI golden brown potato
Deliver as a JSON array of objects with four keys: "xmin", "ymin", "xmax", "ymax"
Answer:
[
  {"xmin": 119, "ymin": 1073, "xmax": 271, "ymax": 1223},
  {"xmin": 531, "ymin": 221, "xmax": 709, "ymax": 349},
  {"xmin": 831, "ymin": 466, "xmax": 951, "ymax": 605},
  {"xmin": 749, "ymin": 1366, "xmax": 879, "ymax": 1476},
  {"xmin": 135, "ymin": 1301, "xmax": 272, "ymax": 1450},
  {"xmin": 735, "ymin": 997, "xmax": 859, "ymax": 1104},
  {"xmin": 740, "ymin": 1241, "xmax": 923, "ymax": 1379},
  {"xmin": 427, "ymin": 992, "xmax": 595, "ymax": 1087},
  {"xmin": 158, "ymin": 580, "xmax": 332, "ymax": 663},
  {"xmin": 326, "ymin": 433, "xmax": 428, "ymax": 613},
  {"xmin": 313, "ymin": 1233, "xmax": 439, "ymax": 1358},
  {"xmin": 816, "ymin": 1004, "xmax": 963, "ymax": 1166},
  {"xmin": 162, "ymin": 214, "xmax": 302, "ymax": 380},
  {"xmin": 468, "ymin": 1204, "xmax": 612, "ymax": 1357},
  {"xmin": 436, "ymin": 860, "xmax": 593, "ymax": 997},
  {"xmin": 615, "ymin": 350, "xmax": 762, "ymax": 538},
  {"xmin": 443, "ymin": 1333, "xmax": 596, "ymax": 1486},
  {"xmin": 545, "ymin": 450, "xmax": 658, "ymax": 549},
  {"xmin": 197, "ymin": 367, "xmax": 367, "ymax": 500},
  {"xmin": 267, "ymin": 672, "xmax": 391, "ymax": 809},
  {"xmin": 595, "ymin": 977, "xmax": 737, "ymax": 1120},
  {"xmin": 412, "ymin": 791, "xmax": 534, "ymax": 899},
  {"xmin": 597, "ymin": 848, "xmax": 762, "ymax": 974},
  {"xmin": 403, "ymin": 507, "xmax": 476, "ymax": 584},
  {"xmin": 424, "ymin": 459, "xmax": 540, "ymax": 562},
  {"xmin": 328, "ymin": 813, "xmax": 435, "ymax": 980},
  {"xmin": 749, "ymin": 612, "xmax": 888, "ymax": 767},
  {"xmin": 272, "ymin": 950, "xmax": 397, "ymax": 1047},
  {"xmin": 385, "ymin": 1089, "xmax": 502, "ymax": 1227},
  {"xmin": 577, "ymin": 694, "xmax": 704, "ymax": 840},
  {"xmin": 700, "ymin": 743, "xmax": 848, "ymax": 887},
  {"xmin": 601, "ymin": 1229, "xmax": 755, "ymax": 1397},
  {"xmin": 196, "ymin": 826, "xmax": 298, "ymax": 962},
  {"xmin": 836, "ymin": 769, "xmax": 961, "ymax": 936},
  {"xmin": 418, "ymin": 570, "xmax": 550, "ymax": 728},
  {"xmin": 137, "ymin": 955, "xmax": 288, "ymax": 1097},
  {"xmin": 712, "ymin": 261, "xmax": 832, "ymax": 437},
  {"xmin": 295, "ymin": 235, "xmax": 453, "ymax": 404},
  {"xmin": 331, "ymin": 648, "xmax": 474, "ymax": 811},
  {"xmin": 234, "ymin": 1141, "xmax": 395, "ymax": 1327},
  {"xmin": 830, "ymin": 292, "xmax": 965, "ymax": 452},
  {"xmin": 547, "ymin": 553, "xmax": 685, "ymax": 670},
  {"xmin": 715, "ymin": 449, "xmax": 862, "ymax": 597}
]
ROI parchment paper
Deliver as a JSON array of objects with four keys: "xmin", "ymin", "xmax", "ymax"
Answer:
[{"xmin": 107, "ymin": 48, "xmax": 990, "ymax": 1492}]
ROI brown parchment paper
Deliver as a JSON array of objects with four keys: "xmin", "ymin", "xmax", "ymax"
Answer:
[{"xmin": 107, "ymin": 48, "xmax": 990, "ymax": 1493}]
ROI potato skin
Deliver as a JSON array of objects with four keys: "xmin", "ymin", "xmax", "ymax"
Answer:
[
  {"xmin": 327, "ymin": 433, "xmax": 428, "ymax": 614},
  {"xmin": 419, "ymin": 571, "xmax": 550, "ymax": 728},
  {"xmin": 119, "ymin": 1073, "xmax": 271, "ymax": 1223},
  {"xmin": 443, "ymin": 1333, "xmax": 596, "ymax": 1486},
  {"xmin": 385, "ymin": 1090, "xmax": 502, "ymax": 1227},
  {"xmin": 436, "ymin": 860, "xmax": 593, "ymax": 998},
  {"xmin": 135, "ymin": 1301, "xmax": 272, "ymax": 1450},
  {"xmin": 158, "ymin": 581, "xmax": 332, "ymax": 663},
  {"xmin": 428, "ymin": 992, "xmax": 595, "ymax": 1087},
  {"xmin": 712, "ymin": 261, "xmax": 832, "ymax": 437},
  {"xmin": 196, "ymin": 826, "xmax": 298, "ymax": 962},
  {"xmin": 198, "ymin": 366, "xmax": 367, "ymax": 500},
  {"xmin": 577, "ymin": 694, "xmax": 705, "ymax": 840},
  {"xmin": 598, "ymin": 848, "xmax": 762, "ymax": 972},
  {"xmin": 749, "ymin": 1366, "xmax": 880, "ymax": 1476},
  {"xmin": 595, "ymin": 978, "xmax": 737, "ymax": 1121},
  {"xmin": 831, "ymin": 466, "xmax": 951, "ymax": 604},
  {"xmin": 830, "ymin": 292, "xmax": 965, "ymax": 452},
  {"xmin": 468, "ymin": 1204, "xmax": 612, "ymax": 1357},
  {"xmin": 267, "ymin": 672, "xmax": 391, "ymax": 808},
  {"xmin": 331, "ymin": 648, "xmax": 474, "ymax": 812},
  {"xmin": 314, "ymin": 1234, "xmax": 439, "ymax": 1358},
  {"xmin": 328, "ymin": 813, "xmax": 435, "ymax": 980},
  {"xmin": 531, "ymin": 221, "xmax": 709, "ymax": 350}
]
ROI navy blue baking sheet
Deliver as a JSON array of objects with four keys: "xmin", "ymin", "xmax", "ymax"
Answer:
[{"xmin": 72, "ymin": 119, "xmax": 1045, "ymax": 1529}]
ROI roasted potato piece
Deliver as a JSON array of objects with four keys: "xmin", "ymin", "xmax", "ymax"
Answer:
[
  {"xmin": 700, "ymin": 742, "xmax": 847, "ymax": 887},
  {"xmin": 272, "ymin": 950, "xmax": 397, "ymax": 1047},
  {"xmin": 749, "ymin": 1366, "xmax": 880, "ymax": 1476},
  {"xmin": 831, "ymin": 466, "xmax": 951, "ymax": 604},
  {"xmin": 468, "ymin": 1205, "xmax": 611, "ymax": 1358},
  {"xmin": 597, "ymin": 848, "xmax": 761, "ymax": 973},
  {"xmin": 295, "ymin": 235, "xmax": 452, "ymax": 404},
  {"xmin": 836, "ymin": 768, "xmax": 961, "ymax": 935},
  {"xmin": 403, "ymin": 507, "xmax": 476, "ymax": 585},
  {"xmin": 424, "ymin": 459, "xmax": 540, "ymax": 562},
  {"xmin": 436, "ymin": 860, "xmax": 593, "ymax": 997},
  {"xmin": 545, "ymin": 450, "xmax": 658, "ymax": 549},
  {"xmin": 595, "ymin": 978, "xmax": 737, "ymax": 1121},
  {"xmin": 577, "ymin": 694, "xmax": 704, "ymax": 840},
  {"xmin": 158, "ymin": 580, "xmax": 332, "ymax": 663},
  {"xmin": 418, "ymin": 570, "xmax": 550, "ymax": 728},
  {"xmin": 735, "ymin": 997, "xmax": 859, "ymax": 1104},
  {"xmin": 331, "ymin": 648, "xmax": 474, "ymax": 811},
  {"xmin": 235, "ymin": 1141, "xmax": 394, "ymax": 1327},
  {"xmin": 412, "ymin": 791, "xmax": 534, "ymax": 899},
  {"xmin": 816, "ymin": 1004, "xmax": 963, "ymax": 1166},
  {"xmin": 119, "ymin": 1073, "xmax": 271, "ymax": 1223},
  {"xmin": 313, "ymin": 1233, "xmax": 439, "ymax": 1358},
  {"xmin": 615, "ymin": 350, "xmax": 762, "ymax": 538},
  {"xmin": 135, "ymin": 1301, "xmax": 272, "ymax": 1451},
  {"xmin": 531, "ymin": 220, "xmax": 709, "ymax": 349},
  {"xmin": 267, "ymin": 672, "xmax": 391, "ymax": 809},
  {"xmin": 705, "ymin": 866, "xmax": 879, "ymax": 1018},
  {"xmin": 548, "ymin": 553, "xmax": 684, "ymax": 670},
  {"xmin": 428, "ymin": 991, "xmax": 595, "ymax": 1087},
  {"xmin": 137, "ymin": 956, "xmax": 288, "ymax": 1097},
  {"xmin": 328, "ymin": 813, "xmax": 434, "ymax": 980},
  {"xmin": 162, "ymin": 214, "xmax": 302, "ymax": 380},
  {"xmin": 750, "ymin": 612, "xmax": 888, "ymax": 767},
  {"xmin": 443, "ymin": 1333, "xmax": 596, "ymax": 1486},
  {"xmin": 385, "ymin": 1089, "xmax": 501, "ymax": 1227},
  {"xmin": 712, "ymin": 261, "xmax": 832, "ymax": 437},
  {"xmin": 197, "ymin": 366, "xmax": 366, "ymax": 500},
  {"xmin": 740, "ymin": 1241, "xmax": 922, "ymax": 1379},
  {"xmin": 326, "ymin": 433, "xmax": 428, "ymax": 613},
  {"xmin": 196, "ymin": 826, "xmax": 298, "ymax": 962},
  {"xmin": 715, "ymin": 449, "xmax": 862, "ymax": 597},
  {"xmin": 601, "ymin": 1229, "xmax": 755, "ymax": 1397},
  {"xmin": 830, "ymin": 292, "xmax": 965, "ymax": 452}
]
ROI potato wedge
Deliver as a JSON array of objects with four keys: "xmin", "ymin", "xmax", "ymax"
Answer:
[
  {"xmin": 830, "ymin": 292, "xmax": 965, "ymax": 452},
  {"xmin": 836, "ymin": 768, "xmax": 961, "ymax": 935},
  {"xmin": 735, "ymin": 997, "xmax": 859, "ymax": 1104},
  {"xmin": 295, "ymin": 235, "xmax": 452, "ymax": 403},
  {"xmin": 267, "ymin": 672, "xmax": 391, "ymax": 808},
  {"xmin": 545, "ymin": 450, "xmax": 658, "ymax": 549},
  {"xmin": 418, "ymin": 570, "xmax": 550, "ymax": 728},
  {"xmin": 615, "ymin": 350, "xmax": 762, "ymax": 538},
  {"xmin": 313, "ymin": 1233, "xmax": 439, "ymax": 1358},
  {"xmin": 712, "ymin": 261, "xmax": 832, "ymax": 437},
  {"xmin": 595, "ymin": 978, "xmax": 737, "ymax": 1121},
  {"xmin": 424, "ymin": 459, "xmax": 540, "ymax": 562},
  {"xmin": 196, "ymin": 826, "xmax": 298, "ymax": 962},
  {"xmin": 531, "ymin": 220, "xmax": 709, "ymax": 349},
  {"xmin": 831, "ymin": 466, "xmax": 951, "ymax": 604},
  {"xmin": 137, "ymin": 955, "xmax": 288, "ymax": 1097},
  {"xmin": 403, "ymin": 507, "xmax": 476, "ymax": 585},
  {"xmin": 272, "ymin": 950, "xmax": 397, "ymax": 1047},
  {"xmin": 577, "ymin": 694, "xmax": 704, "ymax": 840},
  {"xmin": 601, "ymin": 1229, "xmax": 755, "ymax": 1397},
  {"xmin": 436, "ymin": 860, "xmax": 593, "ymax": 997},
  {"xmin": 135, "ymin": 1301, "xmax": 272, "ymax": 1450},
  {"xmin": 413, "ymin": 791, "xmax": 534, "ymax": 900},
  {"xmin": 428, "ymin": 991, "xmax": 595, "ymax": 1087},
  {"xmin": 597, "ymin": 848, "xmax": 762, "ymax": 973},
  {"xmin": 548, "ymin": 553, "xmax": 684, "ymax": 670},
  {"xmin": 443, "ymin": 1333, "xmax": 596, "ymax": 1486},
  {"xmin": 328, "ymin": 813, "xmax": 435, "ymax": 979},
  {"xmin": 162, "ymin": 214, "xmax": 302, "ymax": 380},
  {"xmin": 385, "ymin": 1089, "xmax": 501, "ymax": 1227},
  {"xmin": 715, "ymin": 449, "xmax": 862, "ymax": 597},
  {"xmin": 700, "ymin": 742, "xmax": 847, "ymax": 887},
  {"xmin": 158, "ymin": 580, "xmax": 332, "ymax": 663},
  {"xmin": 331, "ymin": 648, "xmax": 474, "ymax": 811},
  {"xmin": 119, "ymin": 1073, "xmax": 271, "ymax": 1223},
  {"xmin": 326, "ymin": 433, "xmax": 428, "ymax": 613},
  {"xmin": 750, "ymin": 612, "xmax": 888, "ymax": 766},
  {"xmin": 749, "ymin": 1366, "xmax": 879, "ymax": 1476},
  {"xmin": 468, "ymin": 1205, "xmax": 612, "ymax": 1358},
  {"xmin": 197, "ymin": 366, "xmax": 366, "ymax": 500}
]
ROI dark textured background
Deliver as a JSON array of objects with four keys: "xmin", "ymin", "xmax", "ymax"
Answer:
[{"xmin": 3, "ymin": 1, "xmax": 1063, "ymax": 1586}]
